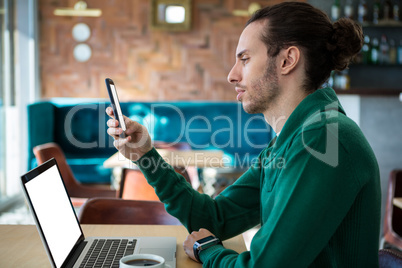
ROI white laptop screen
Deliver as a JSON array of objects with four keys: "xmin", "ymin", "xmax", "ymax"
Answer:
[{"xmin": 25, "ymin": 164, "xmax": 82, "ymax": 268}]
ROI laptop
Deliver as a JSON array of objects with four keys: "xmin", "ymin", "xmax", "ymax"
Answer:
[{"xmin": 21, "ymin": 158, "xmax": 177, "ymax": 268}]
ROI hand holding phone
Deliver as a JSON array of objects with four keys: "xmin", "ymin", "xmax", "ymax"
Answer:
[
  {"xmin": 105, "ymin": 78, "xmax": 154, "ymax": 160},
  {"xmin": 105, "ymin": 78, "xmax": 126, "ymax": 138}
]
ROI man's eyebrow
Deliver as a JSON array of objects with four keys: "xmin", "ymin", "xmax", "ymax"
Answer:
[{"xmin": 236, "ymin": 49, "xmax": 249, "ymax": 58}]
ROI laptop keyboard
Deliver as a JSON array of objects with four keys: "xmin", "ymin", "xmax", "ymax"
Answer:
[{"xmin": 79, "ymin": 239, "xmax": 137, "ymax": 268}]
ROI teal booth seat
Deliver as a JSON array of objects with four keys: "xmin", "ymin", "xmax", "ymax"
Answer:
[{"xmin": 27, "ymin": 99, "xmax": 274, "ymax": 184}]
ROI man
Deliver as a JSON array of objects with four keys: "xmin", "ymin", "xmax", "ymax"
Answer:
[{"xmin": 107, "ymin": 2, "xmax": 381, "ymax": 267}]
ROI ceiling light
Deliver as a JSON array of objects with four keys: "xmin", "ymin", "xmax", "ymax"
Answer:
[{"xmin": 54, "ymin": 1, "xmax": 102, "ymax": 17}]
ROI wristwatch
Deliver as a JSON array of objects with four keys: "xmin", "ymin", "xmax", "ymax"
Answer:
[{"xmin": 193, "ymin": 235, "xmax": 222, "ymax": 263}]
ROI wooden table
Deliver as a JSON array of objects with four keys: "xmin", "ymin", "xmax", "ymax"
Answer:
[
  {"xmin": 394, "ymin": 197, "xmax": 402, "ymax": 209},
  {"xmin": 104, "ymin": 149, "xmax": 227, "ymax": 191},
  {"xmin": 103, "ymin": 149, "xmax": 226, "ymax": 169},
  {"xmin": 0, "ymin": 224, "xmax": 247, "ymax": 268}
]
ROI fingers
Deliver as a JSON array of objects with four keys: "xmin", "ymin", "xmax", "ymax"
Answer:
[
  {"xmin": 106, "ymin": 108, "xmax": 120, "ymax": 140},
  {"xmin": 106, "ymin": 108, "xmax": 144, "ymax": 135},
  {"xmin": 107, "ymin": 118, "xmax": 122, "ymax": 139},
  {"xmin": 107, "ymin": 118, "xmax": 120, "ymax": 128},
  {"xmin": 113, "ymin": 136, "xmax": 131, "ymax": 150},
  {"xmin": 107, "ymin": 117, "xmax": 141, "ymax": 137},
  {"xmin": 107, "ymin": 128, "xmax": 122, "ymax": 140},
  {"xmin": 105, "ymin": 108, "xmax": 152, "ymax": 156},
  {"xmin": 183, "ymin": 234, "xmax": 198, "ymax": 262},
  {"xmin": 106, "ymin": 110, "xmax": 123, "ymax": 140},
  {"xmin": 106, "ymin": 107, "xmax": 114, "ymax": 117}
]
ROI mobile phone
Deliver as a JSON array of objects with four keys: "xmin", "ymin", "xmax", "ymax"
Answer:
[{"xmin": 105, "ymin": 78, "xmax": 126, "ymax": 138}]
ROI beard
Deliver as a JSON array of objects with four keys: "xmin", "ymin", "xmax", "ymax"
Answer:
[{"xmin": 241, "ymin": 57, "xmax": 280, "ymax": 114}]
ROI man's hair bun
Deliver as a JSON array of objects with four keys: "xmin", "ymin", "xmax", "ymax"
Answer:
[{"xmin": 329, "ymin": 18, "xmax": 364, "ymax": 71}]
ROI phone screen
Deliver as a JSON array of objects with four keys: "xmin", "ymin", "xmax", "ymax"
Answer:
[
  {"xmin": 106, "ymin": 78, "xmax": 126, "ymax": 136},
  {"xmin": 109, "ymin": 83, "xmax": 126, "ymax": 131}
]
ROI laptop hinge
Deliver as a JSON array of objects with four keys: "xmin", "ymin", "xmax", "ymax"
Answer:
[{"xmin": 63, "ymin": 240, "xmax": 87, "ymax": 268}]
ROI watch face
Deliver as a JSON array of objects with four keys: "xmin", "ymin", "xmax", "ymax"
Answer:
[
  {"xmin": 196, "ymin": 236, "xmax": 220, "ymax": 250},
  {"xmin": 194, "ymin": 236, "xmax": 222, "ymax": 263},
  {"xmin": 197, "ymin": 236, "xmax": 215, "ymax": 244}
]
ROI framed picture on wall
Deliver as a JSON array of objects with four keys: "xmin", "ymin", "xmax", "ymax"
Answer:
[{"xmin": 151, "ymin": 0, "xmax": 192, "ymax": 31}]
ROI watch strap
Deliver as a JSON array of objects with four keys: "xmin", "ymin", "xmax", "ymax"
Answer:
[{"xmin": 193, "ymin": 236, "xmax": 222, "ymax": 263}]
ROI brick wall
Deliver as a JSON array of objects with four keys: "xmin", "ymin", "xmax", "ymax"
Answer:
[{"xmin": 39, "ymin": 0, "xmax": 286, "ymax": 101}]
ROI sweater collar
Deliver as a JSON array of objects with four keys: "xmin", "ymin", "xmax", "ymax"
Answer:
[{"xmin": 272, "ymin": 87, "xmax": 345, "ymax": 149}]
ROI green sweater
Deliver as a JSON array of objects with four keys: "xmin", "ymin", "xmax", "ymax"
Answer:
[{"xmin": 136, "ymin": 87, "xmax": 381, "ymax": 267}]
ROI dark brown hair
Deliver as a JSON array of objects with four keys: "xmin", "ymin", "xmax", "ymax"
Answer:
[{"xmin": 246, "ymin": 2, "xmax": 363, "ymax": 92}]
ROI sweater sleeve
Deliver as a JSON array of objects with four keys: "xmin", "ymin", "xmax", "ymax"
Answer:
[
  {"xmin": 135, "ymin": 147, "xmax": 261, "ymax": 239},
  {"xmin": 198, "ymin": 127, "xmax": 367, "ymax": 267}
]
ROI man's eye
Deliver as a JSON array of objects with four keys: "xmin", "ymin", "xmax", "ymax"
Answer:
[{"xmin": 241, "ymin": 58, "xmax": 249, "ymax": 63}]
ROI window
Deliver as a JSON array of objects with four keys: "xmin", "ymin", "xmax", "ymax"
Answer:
[
  {"xmin": 0, "ymin": 0, "xmax": 39, "ymax": 211},
  {"xmin": 0, "ymin": 0, "xmax": 14, "ymax": 200}
]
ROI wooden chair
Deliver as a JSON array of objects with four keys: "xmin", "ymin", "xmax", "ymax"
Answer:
[
  {"xmin": 78, "ymin": 197, "xmax": 181, "ymax": 225},
  {"xmin": 119, "ymin": 167, "xmax": 192, "ymax": 201},
  {"xmin": 118, "ymin": 141, "xmax": 193, "ymax": 201},
  {"xmin": 119, "ymin": 168, "xmax": 159, "ymax": 201},
  {"xmin": 383, "ymin": 170, "xmax": 402, "ymax": 251},
  {"xmin": 33, "ymin": 143, "xmax": 117, "ymax": 201}
]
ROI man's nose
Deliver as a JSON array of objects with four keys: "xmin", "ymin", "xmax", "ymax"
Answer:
[{"xmin": 227, "ymin": 63, "xmax": 241, "ymax": 84}]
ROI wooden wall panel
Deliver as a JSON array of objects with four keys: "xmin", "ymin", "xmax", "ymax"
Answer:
[{"xmin": 39, "ymin": 0, "xmax": 290, "ymax": 101}]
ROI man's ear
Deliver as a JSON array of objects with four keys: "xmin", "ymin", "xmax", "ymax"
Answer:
[{"xmin": 280, "ymin": 46, "xmax": 300, "ymax": 75}]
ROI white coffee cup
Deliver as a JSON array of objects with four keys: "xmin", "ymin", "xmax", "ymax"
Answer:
[{"xmin": 119, "ymin": 253, "xmax": 171, "ymax": 268}]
